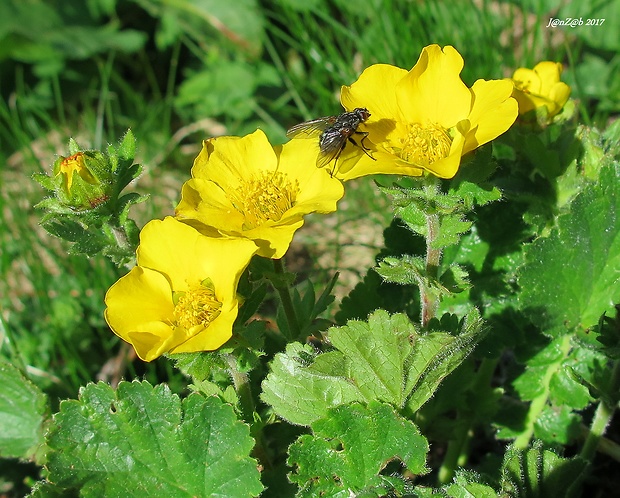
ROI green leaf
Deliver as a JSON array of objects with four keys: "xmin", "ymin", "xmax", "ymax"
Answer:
[
  {"xmin": 327, "ymin": 312, "xmax": 416, "ymax": 407},
  {"xmin": 261, "ymin": 342, "xmax": 365, "ymax": 426},
  {"xmin": 533, "ymin": 405, "xmax": 581, "ymax": 446},
  {"xmin": 27, "ymin": 480, "xmax": 66, "ymax": 497},
  {"xmin": 237, "ymin": 282, "xmax": 268, "ymax": 325},
  {"xmin": 405, "ymin": 310, "xmax": 486, "ymax": 412},
  {"xmin": 116, "ymin": 129, "xmax": 136, "ymax": 162},
  {"xmin": 171, "ymin": 351, "xmax": 228, "ymax": 383},
  {"xmin": 261, "ymin": 310, "xmax": 486, "ymax": 425},
  {"xmin": 46, "ymin": 381, "xmax": 263, "ymax": 497},
  {"xmin": 32, "ymin": 172, "xmax": 56, "ymax": 191},
  {"xmin": 445, "ymin": 470, "xmax": 499, "ymax": 498},
  {"xmin": 511, "ymin": 338, "xmax": 567, "ymax": 402},
  {"xmin": 166, "ymin": 0, "xmax": 264, "ymax": 54},
  {"xmin": 377, "ymin": 256, "xmax": 469, "ymax": 297},
  {"xmin": 500, "ymin": 441, "xmax": 587, "ymax": 498},
  {"xmin": 288, "ymin": 276, "xmax": 337, "ymax": 339},
  {"xmin": 288, "ymin": 401, "xmax": 429, "ymax": 496},
  {"xmin": 0, "ymin": 362, "xmax": 48, "ymax": 460},
  {"xmin": 435, "ymin": 215, "xmax": 473, "ymax": 248},
  {"xmin": 376, "ymin": 254, "xmax": 427, "ymax": 286},
  {"xmin": 548, "ymin": 362, "xmax": 592, "ymax": 409},
  {"xmin": 176, "ymin": 61, "xmax": 258, "ymax": 120},
  {"xmin": 449, "ymin": 145, "xmax": 502, "ymax": 209},
  {"xmin": 40, "ymin": 218, "xmax": 87, "ymax": 242},
  {"xmin": 518, "ymin": 163, "xmax": 620, "ymax": 337},
  {"xmin": 335, "ymin": 267, "xmax": 419, "ymax": 324}
]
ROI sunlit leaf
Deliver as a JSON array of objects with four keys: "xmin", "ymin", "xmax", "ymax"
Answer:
[
  {"xmin": 45, "ymin": 381, "xmax": 263, "ymax": 497},
  {"xmin": 288, "ymin": 401, "xmax": 429, "ymax": 496}
]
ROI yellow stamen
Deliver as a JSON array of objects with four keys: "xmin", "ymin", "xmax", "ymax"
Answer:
[
  {"xmin": 396, "ymin": 123, "xmax": 452, "ymax": 166},
  {"xmin": 228, "ymin": 171, "xmax": 299, "ymax": 230},
  {"xmin": 173, "ymin": 284, "xmax": 222, "ymax": 330}
]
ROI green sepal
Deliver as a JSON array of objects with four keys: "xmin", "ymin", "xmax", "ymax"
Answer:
[{"xmin": 500, "ymin": 441, "xmax": 587, "ymax": 498}]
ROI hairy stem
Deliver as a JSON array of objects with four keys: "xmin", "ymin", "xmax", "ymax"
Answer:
[
  {"xmin": 224, "ymin": 353, "xmax": 255, "ymax": 422},
  {"xmin": 421, "ymin": 182, "xmax": 442, "ymax": 327},
  {"xmin": 224, "ymin": 354, "xmax": 274, "ymax": 471}
]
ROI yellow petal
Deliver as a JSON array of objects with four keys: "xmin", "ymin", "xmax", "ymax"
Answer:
[
  {"xmin": 533, "ymin": 61, "xmax": 563, "ymax": 94},
  {"xmin": 169, "ymin": 302, "xmax": 238, "ymax": 354},
  {"xmin": 105, "ymin": 266, "xmax": 174, "ymax": 329},
  {"xmin": 276, "ymin": 139, "xmax": 344, "ymax": 214},
  {"xmin": 192, "ymin": 130, "xmax": 278, "ymax": 180},
  {"xmin": 511, "ymin": 62, "xmax": 570, "ymax": 119},
  {"xmin": 105, "ymin": 218, "xmax": 258, "ymax": 361},
  {"xmin": 396, "ymin": 45, "xmax": 472, "ymax": 127},
  {"xmin": 334, "ymin": 150, "xmax": 424, "ymax": 181},
  {"xmin": 176, "ymin": 178, "xmax": 246, "ymax": 232},
  {"xmin": 512, "ymin": 67, "xmax": 542, "ymax": 93},
  {"xmin": 424, "ymin": 130, "xmax": 467, "ymax": 179},
  {"xmin": 463, "ymin": 79, "xmax": 518, "ymax": 154},
  {"xmin": 127, "ymin": 325, "xmax": 183, "ymax": 362},
  {"xmin": 549, "ymin": 81, "xmax": 571, "ymax": 110},
  {"xmin": 104, "ymin": 266, "xmax": 181, "ymax": 361},
  {"xmin": 138, "ymin": 217, "xmax": 257, "ymax": 299},
  {"xmin": 341, "ymin": 64, "xmax": 408, "ymax": 123}
]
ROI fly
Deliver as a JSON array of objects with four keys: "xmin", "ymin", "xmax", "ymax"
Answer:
[{"xmin": 286, "ymin": 107, "xmax": 375, "ymax": 175}]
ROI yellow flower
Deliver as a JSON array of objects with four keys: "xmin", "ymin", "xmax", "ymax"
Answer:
[
  {"xmin": 175, "ymin": 129, "xmax": 344, "ymax": 259},
  {"xmin": 338, "ymin": 44, "xmax": 518, "ymax": 180},
  {"xmin": 104, "ymin": 217, "xmax": 258, "ymax": 361},
  {"xmin": 510, "ymin": 61, "xmax": 571, "ymax": 120}
]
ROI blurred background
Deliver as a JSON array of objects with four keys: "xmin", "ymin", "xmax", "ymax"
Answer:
[{"xmin": 0, "ymin": 0, "xmax": 618, "ymax": 490}]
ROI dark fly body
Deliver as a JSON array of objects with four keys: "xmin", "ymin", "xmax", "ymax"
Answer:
[{"xmin": 286, "ymin": 107, "xmax": 375, "ymax": 174}]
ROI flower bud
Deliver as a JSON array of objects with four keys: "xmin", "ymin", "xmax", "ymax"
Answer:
[
  {"xmin": 50, "ymin": 150, "xmax": 112, "ymax": 211},
  {"xmin": 510, "ymin": 61, "xmax": 572, "ymax": 125}
]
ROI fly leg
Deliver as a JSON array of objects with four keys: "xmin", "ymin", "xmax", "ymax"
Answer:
[
  {"xmin": 348, "ymin": 131, "xmax": 376, "ymax": 161},
  {"xmin": 330, "ymin": 143, "xmax": 346, "ymax": 177}
]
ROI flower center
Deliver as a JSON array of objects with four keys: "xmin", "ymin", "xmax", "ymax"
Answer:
[
  {"xmin": 173, "ymin": 284, "xmax": 222, "ymax": 330},
  {"xmin": 229, "ymin": 171, "xmax": 299, "ymax": 230},
  {"xmin": 396, "ymin": 123, "xmax": 452, "ymax": 166}
]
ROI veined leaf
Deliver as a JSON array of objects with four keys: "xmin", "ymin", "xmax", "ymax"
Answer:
[
  {"xmin": 45, "ymin": 381, "xmax": 263, "ymax": 497},
  {"xmin": 262, "ymin": 309, "xmax": 486, "ymax": 425},
  {"xmin": 519, "ymin": 164, "xmax": 620, "ymax": 337},
  {"xmin": 288, "ymin": 401, "xmax": 429, "ymax": 496}
]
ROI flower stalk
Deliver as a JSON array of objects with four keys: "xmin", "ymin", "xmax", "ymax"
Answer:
[
  {"xmin": 224, "ymin": 353, "xmax": 255, "ymax": 422},
  {"xmin": 422, "ymin": 209, "xmax": 441, "ymax": 327}
]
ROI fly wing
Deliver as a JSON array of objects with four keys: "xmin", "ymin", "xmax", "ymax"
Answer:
[
  {"xmin": 316, "ymin": 127, "xmax": 347, "ymax": 169},
  {"xmin": 316, "ymin": 145, "xmax": 344, "ymax": 170},
  {"xmin": 286, "ymin": 116, "xmax": 336, "ymax": 138}
]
